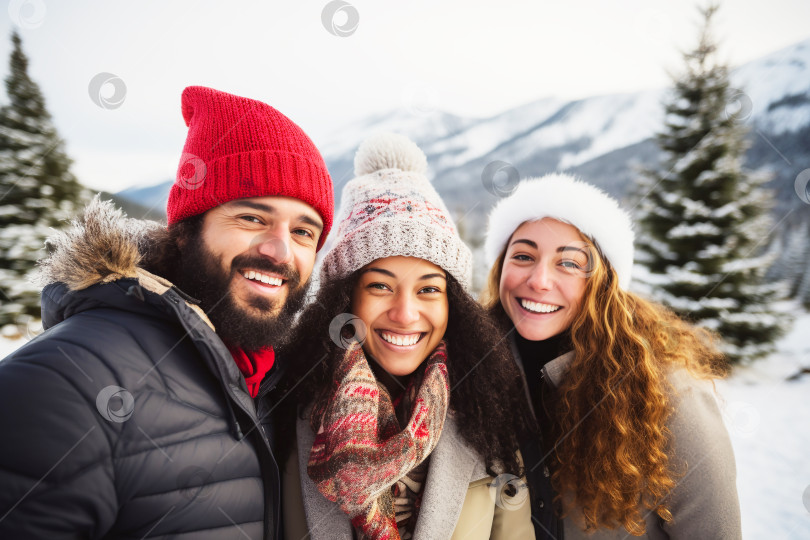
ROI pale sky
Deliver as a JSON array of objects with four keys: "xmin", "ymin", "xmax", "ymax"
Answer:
[{"xmin": 1, "ymin": 0, "xmax": 809, "ymax": 192}]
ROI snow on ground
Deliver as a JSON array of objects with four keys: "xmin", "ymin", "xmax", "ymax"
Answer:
[
  {"xmin": 719, "ymin": 377, "xmax": 810, "ymax": 539},
  {"xmin": 1, "ymin": 310, "xmax": 810, "ymax": 537},
  {"xmin": 0, "ymin": 336, "xmax": 25, "ymax": 358},
  {"xmin": 717, "ymin": 307, "xmax": 810, "ymax": 539}
]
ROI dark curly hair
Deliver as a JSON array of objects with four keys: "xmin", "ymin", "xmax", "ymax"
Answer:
[
  {"xmin": 138, "ymin": 215, "xmax": 202, "ymax": 283},
  {"xmin": 278, "ymin": 271, "xmax": 535, "ymax": 478}
]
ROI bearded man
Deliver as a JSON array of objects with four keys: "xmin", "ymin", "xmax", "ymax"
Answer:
[{"xmin": 0, "ymin": 86, "xmax": 333, "ymax": 539}]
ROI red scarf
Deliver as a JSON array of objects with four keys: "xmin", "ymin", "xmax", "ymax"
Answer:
[
  {"xmin": 307, "ymin": 342, "xmax": 449, "ymax": 539},
  {"xmin": 227, "ymin": 346, "xmax": 275, "ymax": 398}
]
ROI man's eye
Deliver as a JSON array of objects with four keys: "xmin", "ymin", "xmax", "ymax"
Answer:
[
  {"xmin": 292, "ymin": 228, "xmax": 313, "ymax": 238},
  {"xmin": 239, "ymin": 215, "xmax": 262, "ymax": 224}
]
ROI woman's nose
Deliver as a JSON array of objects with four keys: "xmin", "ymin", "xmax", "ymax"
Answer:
[
  {"xmin": 526, "ymin": 262, "xmax": 553, "ymax": 291},
  {"xmin": 388, "ymin": 294, "xmax": 420, "ymax": 325}
]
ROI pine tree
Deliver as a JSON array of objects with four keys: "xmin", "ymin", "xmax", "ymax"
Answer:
[
  {"xmin": 792, "ymin": 222, "xmax": 810, "ymax": 309},
  {"xmin": 0, "ymin": 32, "xmax": 86, "ymax": 329},
  {"xmin": 798, "ymin": 260, "xmax": 810, "ymax": 310},
  {"xmin": 634, "ymin": 4, "xmax": 788, "ymax": 363},
  {"xmin": 774, "ymin": 223, "xmax": 810, "ymax": 299}
]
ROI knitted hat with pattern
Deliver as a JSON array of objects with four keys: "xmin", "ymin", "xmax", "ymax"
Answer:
[
  {"xmin": 167, "ymin": 86, "xmax": 334, "ymax": 250},
  {"xmin": 320, "ymin": 133, "xmax": 472, "ymax": 289},
  {"xmin": 485, "ymin": 173, "xmax": 635, "ymax": 289}
]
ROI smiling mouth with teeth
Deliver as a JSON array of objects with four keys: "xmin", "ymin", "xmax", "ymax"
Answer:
[
  {"xmin": 379, "ymin": 331, "xmax": 424, "ymax": 347},
  {"xmin": 520, "ymin": 299, "xmax": 561, "ymax": 314},
  {"xmin": 242, "ymin": 270, "xmax": 284, "ymax": 286}
]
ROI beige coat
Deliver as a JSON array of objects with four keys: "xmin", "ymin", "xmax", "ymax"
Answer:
[
  {"xmin": 283, "ymin": 411, "xmax": 536, "ymax": 540},
  {"xmin": 537, "ymin": 351, "xmax": 742, "ymax": 540}
]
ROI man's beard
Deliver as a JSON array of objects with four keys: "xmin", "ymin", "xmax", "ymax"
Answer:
[{"xmin": 175, "ymin": 233, "xmax": 310, "ymax": 351}]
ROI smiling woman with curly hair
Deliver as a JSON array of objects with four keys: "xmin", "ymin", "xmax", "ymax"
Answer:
[
  {"xmin": 278, "ymin": 133, "xmax": 537, "ymax": 540},
  {"xmin": 481, "ymin": 173, "xmax": 741, "ymax": 539}
]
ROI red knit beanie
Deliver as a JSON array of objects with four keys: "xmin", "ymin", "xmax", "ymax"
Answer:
[{"xmin": 167, "ymin": 86, "xmax": 334, "ymax": 249}]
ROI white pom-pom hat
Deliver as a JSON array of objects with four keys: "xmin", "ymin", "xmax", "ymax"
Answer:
[
  {"xmin": 484, "ymin": 173, "xmax": 635, "ymax": 289},
  {"xmin": 321, "ymin": 133, "xmax": 473, "ymax": 289}
]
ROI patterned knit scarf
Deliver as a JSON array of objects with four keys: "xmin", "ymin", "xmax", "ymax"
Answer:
[{"xmin": 307, "ymin": 341, "xmax": 450, "ymax": 540}]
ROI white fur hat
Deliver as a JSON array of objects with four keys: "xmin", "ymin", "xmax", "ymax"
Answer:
[
  {"xmin": 321, "ymin": 133, "xmax": 473, "ymax": 289},
  {"xmin": 484, "ymin": 173, "xmax": 635, "ymax": 288}
]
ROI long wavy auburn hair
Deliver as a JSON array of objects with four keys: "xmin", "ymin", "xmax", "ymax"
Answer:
[
  {"xmin": 279, "ymin": 270, "xmax": 536, "ymax": 479},
  {"xmin": 481, "ymin": 227, "xmax": 728, "ymax": 536}
]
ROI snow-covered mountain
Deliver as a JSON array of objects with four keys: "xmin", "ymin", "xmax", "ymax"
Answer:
[
  {"xmin": 117, "ymin": 179, "xmax": 174, "ymax": 217},
  {"xmin": 118, "ymin": 37, "xmax": 810, "ymax": 232}
]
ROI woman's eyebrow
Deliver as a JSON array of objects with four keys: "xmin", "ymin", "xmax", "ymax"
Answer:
[
  {"xmin": 359, "ymin": 269, "xmax": 446, "ymax": 281},
  {"xmin": 360, "ymin": 268, "xmax": 396, "ymax": 278},
  {"xmin": 509, "ymin": 238, "xmax": 537, "ymax": 249},
  {"xmin": 558, "ymin": 246, "xmax": 588, "ymax": 255}
]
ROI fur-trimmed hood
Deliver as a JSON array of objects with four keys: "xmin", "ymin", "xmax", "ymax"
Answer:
[
  {"xmin": 36, "ymin": 197, "xmax": 214, "ymax": 331},
  {"xmin": 37, "ymin": 196, "xmax": 169, "ymax": 291}
]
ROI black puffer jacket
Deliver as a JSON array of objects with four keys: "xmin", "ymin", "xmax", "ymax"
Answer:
[{"xmin": 0, "ymin": 200, "xmax": 282, "ymax": 539}]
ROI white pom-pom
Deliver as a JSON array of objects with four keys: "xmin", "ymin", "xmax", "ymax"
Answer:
[{"xmin": 354, "ymin": 133, "xmax": 427, "ymax": 176}]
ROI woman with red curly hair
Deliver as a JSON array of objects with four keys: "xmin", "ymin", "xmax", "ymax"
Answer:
[{"xmin": 481, "ymin": 173, "xmax": 742, "ymax": 539}]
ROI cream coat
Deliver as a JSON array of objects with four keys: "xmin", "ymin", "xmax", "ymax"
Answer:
[
  {"xmin": 531, "ymin": 351, "xmax": 742, "ymax": 540},
  {"xmin": 283, "ymin": 411, "xmax": 536, "ymax": 540}
]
